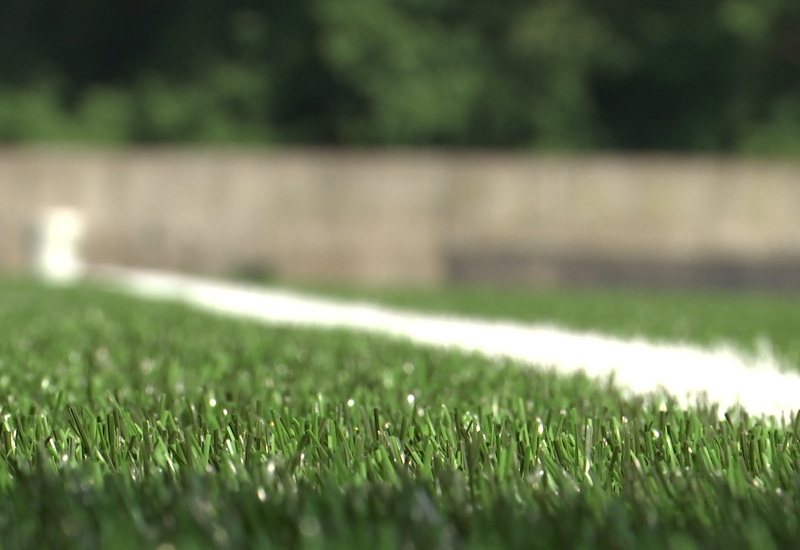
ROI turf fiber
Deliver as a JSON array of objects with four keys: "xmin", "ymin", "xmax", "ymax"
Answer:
[{"xmin": 1, "ymin": 279, "xmax": 800, "ymax": 549}]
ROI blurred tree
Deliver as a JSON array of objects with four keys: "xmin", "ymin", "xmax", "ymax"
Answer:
[
  {"xmin": 313, "ymin": 0, "xmax": 484, "ymax": 144},
  {"xmin": 482, "ymin": 0, "xmax": 630, "ymax": 148},
  {"xmin": 0, "ymin": 0, "xmax": 799, "ymax": 153},
  {"xmin": 591, "ymin": 0, "xmax": 800, "ymax": 152}
]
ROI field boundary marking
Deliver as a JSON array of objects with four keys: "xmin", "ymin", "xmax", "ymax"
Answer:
[{"xmin": 88, "ymin": 265, "xmax": 800, "ymax": 419}]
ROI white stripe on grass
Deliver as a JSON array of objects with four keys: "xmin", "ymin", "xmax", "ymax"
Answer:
[{"xmin": 89, "ymin": 265, "xmax": 800, "ymax": 420}]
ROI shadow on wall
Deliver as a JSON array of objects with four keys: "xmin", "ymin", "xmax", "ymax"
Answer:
[{"xmin": 446, "ymin": 251, "xmax": 800, "ymax": 290}]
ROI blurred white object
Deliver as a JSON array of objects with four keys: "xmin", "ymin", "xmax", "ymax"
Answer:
[{"xmin": 31, "ymin": 207, "xmax": 86, "ymax": 283}]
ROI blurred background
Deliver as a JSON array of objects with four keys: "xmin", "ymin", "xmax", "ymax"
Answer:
[{"xmin": 2, "ymin": 0, "xmax": 800, "ymax": 289}]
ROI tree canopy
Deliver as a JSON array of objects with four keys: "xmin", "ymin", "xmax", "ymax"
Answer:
[{"xmin": 2, "ymin": 0, "xmax": 800, "ymax": 153}]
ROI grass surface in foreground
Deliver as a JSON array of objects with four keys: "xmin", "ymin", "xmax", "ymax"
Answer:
[{"xmin": 1, "ymin": 279, "xmax": 800, "ymax": 548}]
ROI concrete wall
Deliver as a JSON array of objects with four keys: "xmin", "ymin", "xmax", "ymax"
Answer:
[{"xmin": 3, "ymin": 147, "xmax": 800, "ymax": 288}]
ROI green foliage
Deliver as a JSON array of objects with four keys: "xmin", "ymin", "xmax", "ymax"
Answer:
[
  {"xmin": 2, "ymin": 1, "xmax": 800, "ymax": 151},
  {"xmin": 2, "ymin": 280, "xmax": 800, "ymax": 547},
  {"xmin": 314, "ymin": 0, "xmax": 484, "ymax": 144}
]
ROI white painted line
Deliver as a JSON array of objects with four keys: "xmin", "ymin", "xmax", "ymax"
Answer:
[{"xmin": 88, "ymin": 265, "xmax": 800, "ymax": 420}]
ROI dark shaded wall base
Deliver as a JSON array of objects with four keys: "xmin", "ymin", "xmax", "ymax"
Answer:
[{"xmin": 446, "ymin": 252, "xmax": 800, "ymax": 291}]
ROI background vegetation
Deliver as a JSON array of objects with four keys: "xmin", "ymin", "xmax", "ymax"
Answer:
[{"xmin": 2, "ymin": 0, "xmax": 800, "ymax": 153}]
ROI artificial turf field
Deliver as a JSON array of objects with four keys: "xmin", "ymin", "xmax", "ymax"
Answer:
[{"xmin": 3, "ymin": 279, "xmax": 800, "ymax": 549}]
